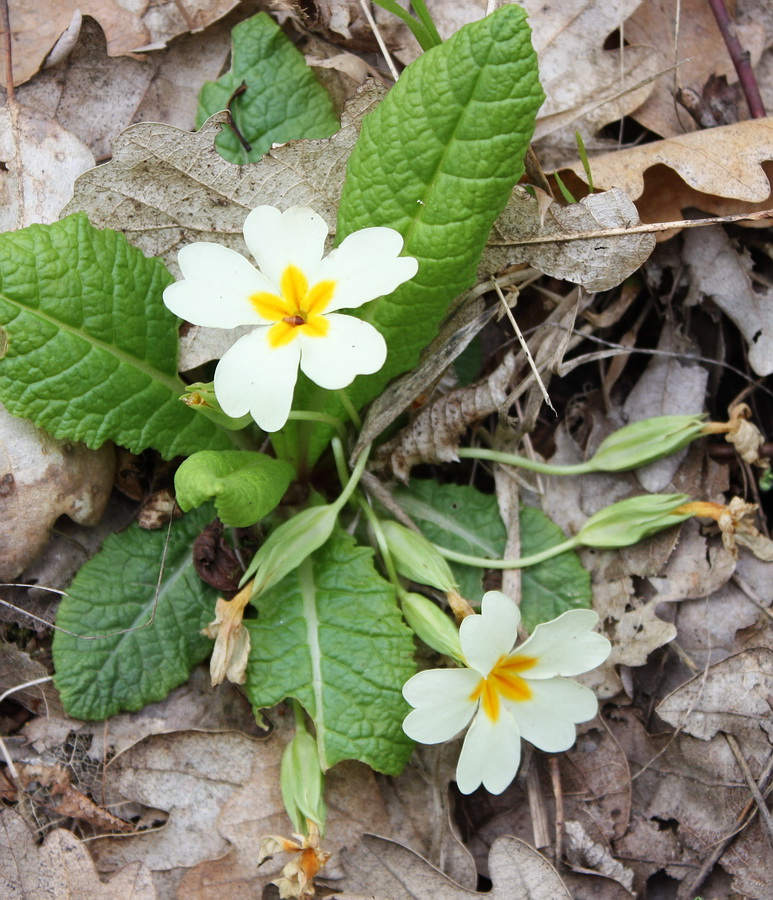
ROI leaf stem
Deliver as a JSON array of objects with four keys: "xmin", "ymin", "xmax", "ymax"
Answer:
[
  {"xmin": 433, "ymin": 537, "xmax": 580, "ymax": 569},
  {"xmin": 370, "ymin": 0, "xmax": 440, "ymax": 51},
  {"xmin": 336, "ymin": 389, "xmax": 362, "ymax": 430},
  {"xmin": 358, "ymin": 501, "xmax": 403, "ymax": 592},
  {"xmin": 457, "ymin": 446, "xmax": 593, "ymax": 475},
  {"xmin": 287, "ymin": 410, "xmax": 348, "ymax": 443},
  {"xmin": 331, "ymin": 439, "xmax": 371, "ymax": 511}
]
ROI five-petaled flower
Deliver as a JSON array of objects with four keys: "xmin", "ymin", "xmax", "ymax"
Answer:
[
  {"xmin": 163, "ymin": 206, "xmax": 418, "ymax": 432},
  {"xmin": 402, "ymin": 591, "xmax": 611, "ymax": 795}
]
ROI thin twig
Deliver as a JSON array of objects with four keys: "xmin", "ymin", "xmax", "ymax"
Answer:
[
  {"xmin": 725, "ymin": 733, "xmax": 773, "ymax": 850},
  {"xmin": 358, "ymin": 0, "xmax": 399, "ymax": 82},
  {"xmin": 549, "ymin": 757, "xmax": 564, "ymax": 867},
  {"xmin": 493, "ymin": 279, "xmax": 555, "ymax": 413},
  {"xmin": 495, "ymin": 207, "xmax": 773, "ymax": 246},
  {"xmin": 707, "ymin": 0, "xmax": 766, "ymax": 117}
]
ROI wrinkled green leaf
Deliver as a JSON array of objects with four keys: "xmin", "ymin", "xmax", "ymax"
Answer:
[
  {"xmin": 0, "ymin": 214, "xmax": 231, "ymax": 458},
  {"xmin": 175, "ymin": 450, "xmax": 294, "ymax": 527},
  {"xmin": 397, "ymin": 481, "xmax": 591, "ymax": 630},
  {"xmin": 397, "ymin": 481, "xmax": 507, "ymax": 600},
  {"xmin": 197, "ymin": 12, "xmax": 339, "ymax": 164},
  {"xmin": 296, "ymin": 5, "xmax": 543, "ymax": 459},
  {"xmin": 53, "ymin": 506, "xmax": 217, "ymax": 720},
  {"xmin": 519, "ymin": 505, "xmax": 591, "ymax": 632},
  {"xmin": 245, "ymin": 528, "xmax": 415, "ymax": 774}
]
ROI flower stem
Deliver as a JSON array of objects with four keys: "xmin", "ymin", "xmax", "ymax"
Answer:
[
  {"xmin": 456, "ymin": 446, "xmax": 593, "ymax": 475},
  {"xmin": 287, "ymin": 410, "xmax": 348, "ymax": 444},
  {"xmin": 359, "ymin": 502, "xmax": 403, "ymax": 591},
  {"xmin": 433, "ymin": 537, "xmax": 580, "ymax": 569},
  {"xmin": 336, "ymin": 389, "xmax": 362, "ymax": 430},
  {"xmin": 331, "ymin": 439, "xmax": 371, "ymax": 511}
]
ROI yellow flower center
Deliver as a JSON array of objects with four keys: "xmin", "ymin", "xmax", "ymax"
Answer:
[
  {"xmin": 470, "ymin": 654, "xmax": 537, "ymax": 722},
  {"xmin": 250, "ymin": 264, "xmax": 336, "ymax": 348}
]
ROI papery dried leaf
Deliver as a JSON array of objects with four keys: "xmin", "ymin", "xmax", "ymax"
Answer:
[
  {"xmin": 560, "ymin": 118, "xmax": 773, "ymax": 229},
  {"xmin": 374, "ymin": 291, "xmax": 584, "ymax": 481},
  {"xmin": 484, "ymin": 187, "xmax": 655, "ymax": 292},
  {"xmin": 657, "ymin": 647, "xmax": 773, "ymax": 756},
  {"xmin": 353, "ymin": 293, "xmax": 497, "ymax": 460},
  {"xmin": 683, "ymin": 225, "xmax": 773, "ymax": 376}
]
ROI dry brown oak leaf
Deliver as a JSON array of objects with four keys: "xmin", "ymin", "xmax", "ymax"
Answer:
[
  {"xmin": 6, "ymin": 0, "xmax": 240, "ymax": 87},
  {"xmin": 0, "ymin": 808, "xmax": 156, "ymax": 900}
]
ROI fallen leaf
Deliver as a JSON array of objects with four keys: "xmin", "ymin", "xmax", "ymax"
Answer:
[
  {"xmin": 0, "ymin": 103, "xmax": 94, "ymax": 230},
  {"xmin": 621, "ymin": 328, "xmax": 709, "ymax": 492},
  {"xmin": 561, "ymin": 118, "xmax": 773, "ymax": 229},
  {"xmin": 624, "ymin": 0, "xmax": 766, "ymax": 137},
  {"xmin": 683, "ymin": 225, "xmax": 773, "ymax": 376},
  {"xmin": 21, "ymin": 666, "xmax": 262, "ymax": 764},
  {"xmin": 0, "ymin": 808, "xmax": 156, "ymax": 899},
  {"xmin": 17, "ymin": 14, "xmax": 233, "ymax": 162},
  {"xmin": 484, "ymin": 187, "xmax": 655, "ymax": 292},
  {"xmin": 7, "ymin": 0, "xmax": 240, "ymax": 87},
  {"xmin": 648, "ymin": 519, "xmax": 736, "ymax": 604},
  {"xmin": 523, "ymin": 0, "xmax": 660, "ymax": 142},
  {"xmin": 657, "ymin": 647, "xmax": 773, "ymax": 757},
  {"xmin": 564, "ymin": 820, "xmax": 634, "ymax": 893},
  {"xmin": 90, "ymin": 731, "xmax": 260, "ymax": 873},
  {"xmin": 0, "ymin": 645, "xmax": 63, "ymax": 716},
  {"xmin": 176, "ymin": 727, "xmax": 394, "ymax": 898},
  {"xmin": 610, "ymin": 706, "xmax": 773, "ymax": 895},
  {"xmin": 0, "ymin": 402, "xmax": 114, "ymax": 581},
  {"xmin": 334, "ymin": 833, "xmax": 572, "ymax": 899},
  {"xmin": 375, "ymin": 745, "xmax": 477, "ymax": 889}
]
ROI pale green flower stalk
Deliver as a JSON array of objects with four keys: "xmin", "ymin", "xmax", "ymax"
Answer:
[
  {"xmin": 242, "ymin": 439, "xmax": 369, "ymax": 596},
  {"xmin": 457, "ymin": 415, "xmax": 707, "ymax": 475},
  {"xmin": 281, "ymin": 705, "xmax": 327, "ymax": 837},
  {"xmin": 434, "ymin": 493, "xmax": 693, "ymax": 570}
]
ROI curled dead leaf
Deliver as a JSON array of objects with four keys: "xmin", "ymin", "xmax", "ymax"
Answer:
[
  {"xmin": 560, "ymin": 118, "xmax": 773, "ymax": 231},
  {"xmin": 485, "ymin": 187, "xmax": 655, "ymax": 292}
]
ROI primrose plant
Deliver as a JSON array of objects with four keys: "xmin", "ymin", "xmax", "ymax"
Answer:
[{"xmin": 0, "ymin": 4, "xmax": 751, "ymax": 894}]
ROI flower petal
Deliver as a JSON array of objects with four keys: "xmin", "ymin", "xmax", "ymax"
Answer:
[
  {"xmin": 214, "ymin": 328, "xmax": 300, "ymax": 432},
  {"xmin": 456, "ymin": 706, "xmax": 521, "ymax": 795},
  {"xmin": 164, "ymin": 243, "xmax": 275, "ymax": 328},
  {"xmin": 298, "ymin": 314, "xmax": 387, "ymax": 389},
  {"xmin": 509, "ymin": 677, "xmax": 598, "ymax": 752},
  {"xmin": 516, "ymin": 609, "xmax": 611, "ymax": 679},
  {"xmin": 243, "ymin": 206, "xmax": 329, "ymax": 286},
  {"xmin": 314, "ymin": 227, "xmax": 418, "ymax": 312},
  {"xmin": 402, "ymin": 667, "xmax": 479, "ymax": 744},
  {"xmin": 460, "ymin": 591, "xmax": 520, "ymax": 677}
]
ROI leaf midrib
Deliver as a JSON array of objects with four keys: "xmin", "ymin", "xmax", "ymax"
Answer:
[{"xmin": 0, "ymin": 289, "xmax": 183, "ymax": 395}]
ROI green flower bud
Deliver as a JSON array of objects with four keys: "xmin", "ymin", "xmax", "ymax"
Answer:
[
  {"xmin": 402, "ymin": 592, "xmax": 464, "ymax": 661},
  {"xmin": 281, "ymin": 729, "xmax": 327, "ymax": 836},
  {"xmin": 181, "ymin": 381, "xmax": 252, "ymax": 430},
  {"xmin": 243, "ymin": 505, "xmax": 338, "ymax": 596},
  {"xmin": 588, "ymin": 415, "xmax": 706, "ymax": 472},
  {"xmin": 576, "ymin": 493, "xmax": 692, "ymax": 548},
  {"xmin": 381, "ymin": 520, "xmax": 458, "ymax": 593}
]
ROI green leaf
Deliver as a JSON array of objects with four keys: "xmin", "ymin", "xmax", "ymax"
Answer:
[
  {"xmin": 196, "ymin": 12, "xmax": 339, "ymax": 165},
  {"xmin": 175, "ymin": 450, "xmax": 294, "ymax": 527},
  {"xmin": 53, "ymin": 506, "xmax": 217, "ymax": 720},
  {"xmin": 519, "ymin": 506, "xmax": 591, "ymax": 632},
  {"xmin": 396, "ymin": 481, "xmax": 507, "ymax": 601},
  {"xmin": 295, "ymin": 6, "xmax": 543, "ymax": 458},
  {"xmin": 397, "ymin": 481, "xmax": 591, "ymax": 630},
  {"xmin": 0, "ymin": 214, "xmax": 231, "ymax": 458},
  {"xmin": 244, "ymin": 528, "xmax": 416, "ymax": 774}
]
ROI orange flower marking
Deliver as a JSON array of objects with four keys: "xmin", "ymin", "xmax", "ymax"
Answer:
[
  {"xmin": 470, "ymin": 654, "xmax": 537, "ymax": 722},
  {"xmin": 250, "ymin": 264, "xmax": 335, "ymax": 348}
]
